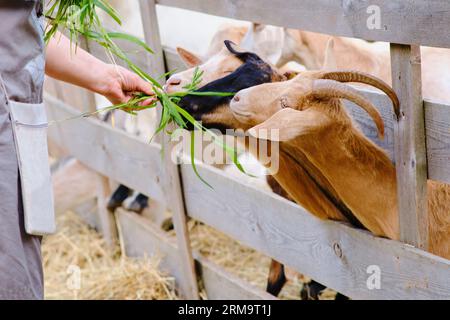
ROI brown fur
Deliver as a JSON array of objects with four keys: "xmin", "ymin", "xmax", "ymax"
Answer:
[
  {"xmin": 207, "ymin": 24, "xmax": 249, "ymax": 57},
  {"xmin": 427, "ymin": 181, "xmax": 450, "ymax": 258},
  {"xmin": 238, "ymin": 74, "xmax": 449, "ymax": 259},
  {"xmin": 266, "ymin": 175, "xmax": 292, "ymax": 200}
]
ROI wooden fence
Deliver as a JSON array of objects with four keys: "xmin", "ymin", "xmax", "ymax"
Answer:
[{"xmin": 45, "ymin": 0, "xmax": 450, "ymax": 300}]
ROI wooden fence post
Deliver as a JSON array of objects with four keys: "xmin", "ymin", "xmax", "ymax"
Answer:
[
  {"xmin": 139, "ymin": 0, "xmax": 166, "ymax": 78},
  {"xmin": 139, "ymin": 0, "xmax": 200, "ymax": 299},
  {"xmin": 162, "ymin": 134, "xmax": 200, "ymax": 299},
  {"xmin": 138, "ymin": 0, "xmax": 168, "ymax": 226},
  {"xmin": 390, "ymin": 44, "xmax": 429, "ymax": 250},
  {"xmin": 95, "ymin": 175, "xmax": 117, "ymax": 246},
  {"xmin": 82, "ymin": 89, "xmax": 118, "ymax": 246}
]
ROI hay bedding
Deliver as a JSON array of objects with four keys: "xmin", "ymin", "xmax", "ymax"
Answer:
[
  {"xmin": 43, "ymin": 211, "xmax": 335, "ymax": 300},
  {"xmin": 43, "ymin": 211, "xmax": 177, "ymax": 300}
]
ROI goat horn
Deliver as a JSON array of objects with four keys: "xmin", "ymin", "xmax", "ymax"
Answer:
[
  {"xmin": 310, "ymin": 79, "xmax": 385, "ymax": 140},
  {"xmin": 224, "ymin": 40, "xmax": 244, "ymax": 55},
  {"xmin": 319, "ymin": 71, "xmax": 400, "ymax": 118}
]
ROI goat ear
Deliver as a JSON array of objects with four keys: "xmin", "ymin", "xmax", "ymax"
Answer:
[
  {"xmin": 252, "ymin": 23, "xmax": 265, "ymax": 32},
  {"xmin": 176, "ymin": 47, "xmax": 203, "ymax": 67},
  {"xmin": 248, "ymin": 108, "xmax": 303, "ymax": 142},
  {"xmin": 249, "ymin": 107, "xmax": 330, "ymax": 142},
  {"xmin": 322, "ymin": 38, "xmax": 337, "ymax": 70}
]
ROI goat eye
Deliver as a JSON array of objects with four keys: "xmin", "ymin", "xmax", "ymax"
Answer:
[{"xmin": 280, "ymin": 97, "xmax": 289, "ymax": 109}]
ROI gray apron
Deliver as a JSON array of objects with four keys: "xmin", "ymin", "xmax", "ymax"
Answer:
[{"xmin": 0, "ymin": 0, "xmax": 50, "ymax": 299}]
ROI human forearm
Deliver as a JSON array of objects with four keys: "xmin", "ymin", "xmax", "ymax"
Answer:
[
  {"xmin": 45, "ymin": 33, "xmax": 154, "ymax": 105},
  {"xmin": 45, "ymin": 33, "xmax": 109, "ymax": 94}
]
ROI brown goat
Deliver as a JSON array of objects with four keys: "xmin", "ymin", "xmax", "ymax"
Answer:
[{"xmin": 231, "ymin": 71, "xmax": 450, "ymax": 259}]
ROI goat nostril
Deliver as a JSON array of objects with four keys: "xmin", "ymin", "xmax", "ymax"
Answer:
[
  {"xmin": 168, "ymin": 78, "xmax": 182, "ymax": 86},
  {"xmin": 233, "ymin": 95, "xmax": 240, "ymax": 102}
]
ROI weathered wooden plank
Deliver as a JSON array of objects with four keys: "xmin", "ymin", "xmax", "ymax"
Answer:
[
  {"xmin": 164, "ymin": 46, "xmax": 185, "ymax": 72},
  {"xmin": 44, "ymin": 78, "xmax": 93, "ymax": 113},
  {"xmin": 95, "ymin": 176, "xmax": 118, "ymax": 246},
  {"xmin": 73, "ymin": 198, "xmax": 99, "ymax": 229},
  {"xmin": 390, "ymin": 44, "xmax": 428, "ymax": 250},
  {"xmin": 157, "ymin": 0, "xmax": 450, "ymax": 49},
  {"xmin": 140, "ymin": 0, "xmax": 168, "ymax": 146},
  {"xmin": 345, "ymin": 87, "xmax": 396, "ymax": 161},
  {"xmin": 116, "ymin": 209, "xmax": 275, "ymax": 300},
  {"xmin": 425, "ymin": 101, "xmax": 450, "ymax": 182},
  {"xmin": 140, "ymin": 0, "xmax": 166, "ymax": 77},
  {"xmin": 180, "ymin": 162, "xmax": 450, "ymax": 300},
  {"xmin": 137, "ymin": 12, "xmax": 172, "ymax": 226},
  {"xmin": 45, "ymin": 94, "xmax": 166, "ymax": 204},
  {"xmin": 197, "ymin": 257, "xmax": 277, "ymax": 300},
  {"xmin": 161, "ymin": 139, "xmax": 200, "ymax": 300},
  {"xmin": 139, "ymin": 1, "xmax": 199, "ymax": 299}
]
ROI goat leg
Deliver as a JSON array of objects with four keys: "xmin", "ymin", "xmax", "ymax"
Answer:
[
  {"xmin": 266, "ymin": 259, "xmax": 287, "ymax": 296},
  {"xmin": 107, "ymin": 184, "xmax": 133, "ymax": 212},
  {"xmin": 127, "ymin": 193, "xmax": 149, "ymax": 214}
]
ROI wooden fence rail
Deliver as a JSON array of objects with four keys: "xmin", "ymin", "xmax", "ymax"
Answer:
[{"xmin": 157, "ymin": 0, "xmax": 450, "ymax": 48}]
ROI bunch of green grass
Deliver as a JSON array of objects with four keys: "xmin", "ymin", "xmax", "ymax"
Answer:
[
  {"xmin": 81, "ymin": 68, "xmax": 244, "ymax": 186},
  {"xmin": 45, "ymin": 1, "xmax": 154, "ymax": 56},
  {"xmin": 45, "ymin": 1, "xmax": 247, "ymax": 184}
]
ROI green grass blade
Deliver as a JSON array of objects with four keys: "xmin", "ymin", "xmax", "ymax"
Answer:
[
  {"xmin": 190, "ymin": 131, "xmax": 213, "ymax": 189},
  {"xmin": 94, "ymin": 0, "xmax": 122, "ymax": 25},
  {"xmin": 107, "ymin": 32, "xmax": 154, "ymax": 54}
]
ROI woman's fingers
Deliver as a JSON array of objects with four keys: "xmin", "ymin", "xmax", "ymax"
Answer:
[{"xmin": 139, "ymin": 97, "xmax": 158, "ymax": 106}]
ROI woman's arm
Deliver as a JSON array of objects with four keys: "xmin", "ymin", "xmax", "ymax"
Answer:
[{"xmin": 45, "ymin": 33, "xmax": 155, "ymax": 105}]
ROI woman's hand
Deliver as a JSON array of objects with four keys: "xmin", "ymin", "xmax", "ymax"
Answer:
[{"xmin": 96, "ymin": 64, "xmax": 157, "ymax": 107}]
